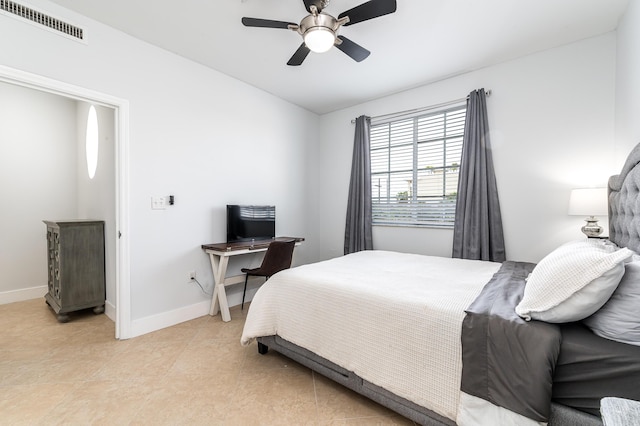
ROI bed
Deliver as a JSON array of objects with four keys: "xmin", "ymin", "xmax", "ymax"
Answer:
[{"xmin": 240, "ymin": 143, "xmax": 640, "ymax": 425}]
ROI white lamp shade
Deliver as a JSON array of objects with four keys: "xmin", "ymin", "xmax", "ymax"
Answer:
[
  {"xmin": 568, "ymin": 188, "xmax": 608, "ymax": 216},
  {"xmin": 304, "ymin": 27, "xmax": 335, "ymax": 53}
]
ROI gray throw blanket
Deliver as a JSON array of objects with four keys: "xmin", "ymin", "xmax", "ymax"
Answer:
[{"xmin": 460, "ymin": 261, "xmax": 562, "ymax": 422}]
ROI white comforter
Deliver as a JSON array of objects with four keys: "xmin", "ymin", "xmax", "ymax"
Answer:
[{"xmin": 241, "ymin": 250, "xmax": 501, "ymax": 422}]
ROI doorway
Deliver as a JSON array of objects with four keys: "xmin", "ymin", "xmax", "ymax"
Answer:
[{"xmin": 0, "ymin": 65, "xmax": 131, "ymax": 339}]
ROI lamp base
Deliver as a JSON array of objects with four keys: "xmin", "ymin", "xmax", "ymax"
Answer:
[{"xmin": 581, "ymin": 216, "xmax": 603, "ymax": 237}]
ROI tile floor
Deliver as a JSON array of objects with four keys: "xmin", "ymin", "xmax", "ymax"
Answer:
[{"xmin": 0, "ymin": 299, "xmax": 416, "ymax": 425}]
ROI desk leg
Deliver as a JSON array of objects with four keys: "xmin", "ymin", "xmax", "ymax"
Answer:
[{"xmin": 208, "ymin": 253, "xmax": 231, "ymax": 322}]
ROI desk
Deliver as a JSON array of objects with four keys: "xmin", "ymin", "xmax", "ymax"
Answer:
[{"xmin": 201, "ymin": 237, "xmax": 304, "ymax": 322}]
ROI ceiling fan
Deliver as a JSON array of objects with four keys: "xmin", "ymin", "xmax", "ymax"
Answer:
[{"xmin": 241, "ymin": 0, "xmax": 397, "ymax": 66}]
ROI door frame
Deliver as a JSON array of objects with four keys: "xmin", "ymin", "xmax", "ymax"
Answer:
[{"xmin": 0, "ymin": 65, "xmax": 132, "ymax": 339}]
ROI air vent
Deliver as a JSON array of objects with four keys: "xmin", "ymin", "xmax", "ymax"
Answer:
[{"xmin": 0, "ymin": 0, "xmax": 85, "ymax": 41}]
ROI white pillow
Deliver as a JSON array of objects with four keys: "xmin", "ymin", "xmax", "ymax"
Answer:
[
  {"xmin": 515, "ymin": 240, "xmax": 632, "ymax": 323},
  {"xmin": 583, "ymin": 255, "xmax": 640, "ymax": 346}
]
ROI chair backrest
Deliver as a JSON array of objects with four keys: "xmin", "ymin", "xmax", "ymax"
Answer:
[{"xmin": 259, "ymin": 239, "xmax": 296, "ymax": 277}]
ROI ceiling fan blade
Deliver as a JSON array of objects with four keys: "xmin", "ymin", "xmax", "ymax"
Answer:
[
  {"xmin": 336, "ymin": 36, "xmax": 371, "ymax": 62},
  {"xmin": 287, "ymin": 43, "xmax": 311, "ymax": 66},
  {"xmin": 241, "ymin": 17, "xmax": 296, "ymax": 29},
  {"xmin": 338, "ymin": 0, "xmax": 397, "ymax": 26}
]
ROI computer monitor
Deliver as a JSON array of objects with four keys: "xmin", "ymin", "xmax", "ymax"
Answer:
[{"xmin": 226, "ymin": 205, "xmax": 275, "ymax": 243}]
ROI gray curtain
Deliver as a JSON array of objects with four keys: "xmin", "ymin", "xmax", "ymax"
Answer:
[
  {"xmin": 344, "ymin": 115, "xmax": 373, "ymax": 255},
  {"xmin": 452, "ymin": 89, "xmax": 506, "ymax": 262}
]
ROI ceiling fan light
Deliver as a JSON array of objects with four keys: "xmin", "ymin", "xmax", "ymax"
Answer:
[{"xmin": 304, "ymin": 27, "xmax": 335, "ymax": 53}]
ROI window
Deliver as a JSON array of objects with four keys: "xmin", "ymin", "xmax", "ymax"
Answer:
[{"xmin": 370, "ymin": 105, "xmax": 466, "ymax": 227}]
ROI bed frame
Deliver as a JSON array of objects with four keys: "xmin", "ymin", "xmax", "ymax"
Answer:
[
  {"xmin": 256, "ymin": 336, "xmax": 601, "ymax": 426},
  {"xmin": 256, "ymin": 143, "xmax": 640, "ymax": 426}
]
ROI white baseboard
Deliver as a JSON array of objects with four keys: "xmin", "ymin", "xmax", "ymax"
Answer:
[
  {"xmin": 0, "ymin": 285, "xmax": 47, "ymax": 305},
  {"xmin": 105, "ymin": 300, "xmax": 116, "ymax": 322},
  {"xmin": 2, "ymin": 287, "xmax": 214, "ymax": 339},
  {"xmin": 130, "ymin": 300, "xmax": 211, "ymax": 338},
  {"xmin": 2, "ymin": 287, "xmax": 117, "ymax": 324}
]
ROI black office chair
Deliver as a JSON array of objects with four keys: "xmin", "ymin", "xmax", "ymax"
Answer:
[{"xmin": 241, "ymin": 239, "xmax": 296, "ymax": 310}]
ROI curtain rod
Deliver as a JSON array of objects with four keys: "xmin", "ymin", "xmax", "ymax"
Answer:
[{"xmin": 351, "ymin": 89, "xmax": 492, "ymax": 124}]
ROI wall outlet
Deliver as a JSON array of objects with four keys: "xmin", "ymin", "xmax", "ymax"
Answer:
[
  {"xmin": 188, "ymin": 271, "xmax": 196, "ymax": 281},
  {"xmin": 151, "ymin": 196, "xmax": 168, "ymax": 210}
]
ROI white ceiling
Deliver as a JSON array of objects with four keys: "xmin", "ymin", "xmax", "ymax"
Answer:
[{"xmin": 48, "ymin": 0, "xmax": 629, "ymax": 114}]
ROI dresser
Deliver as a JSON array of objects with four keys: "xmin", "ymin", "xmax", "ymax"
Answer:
[{"xmin": 43, "ymin": 220, "xmax": 106, "ymax": 323}]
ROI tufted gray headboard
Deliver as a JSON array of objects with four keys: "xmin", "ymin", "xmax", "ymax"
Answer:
[{"xmin": 608, "ymin": 142, "xmax": 640, "ymax": 253}]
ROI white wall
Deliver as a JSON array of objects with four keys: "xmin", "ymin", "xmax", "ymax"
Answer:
[
  {"xmin": 0, "ymin": 82, "xmax": 78, "ymax": 301},
  {"xmin": 315, "ymin": 34, "xmax": 617, "ymax": 264},
  {"xmin": 0, "ymin": 0, "xmax": 318, "ymax": 331},
  {"xmin": 76, "ymin": 103, "xmax": 117, "ymax": 310},
  {"xmin": 0, "ymin": 85, "xmax": 118, "ymax": 312},
  {"xmin": 615, "ymin": 0, "xmax": 640, "ymax": 163},
  {"xmin": 1, "ymin": 0, "xmax": 627, "ymax": 334}
]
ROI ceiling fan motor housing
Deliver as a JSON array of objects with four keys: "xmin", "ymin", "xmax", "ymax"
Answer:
[
  {"xmin": 300, "ymin": 13, "xmax": 338, "ymax": 34},
  {"xmin": 298, "ymin": 12, "xmax": 350, "ymax": 53},
  {"xmin": 300, "ymin": 13, "xmax": 337, "ymax": 49}
]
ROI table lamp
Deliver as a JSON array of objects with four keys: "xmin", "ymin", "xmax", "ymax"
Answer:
[{"xmin": 568, "ymin": 188, "xmax": 608, "ymax": 237}]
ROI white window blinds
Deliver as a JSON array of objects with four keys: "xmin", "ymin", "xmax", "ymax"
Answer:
[{"xmin": 370, "ymin": 105, "xmax": 466, "ymax": 227}]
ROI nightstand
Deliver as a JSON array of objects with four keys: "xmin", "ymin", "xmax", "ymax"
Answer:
[
  {"xmin": 43, "ymin": 220, "xmax": 106, "ymax": 323},
  {"xmin": 601, "ymin": 397, "xmax": 640, "ymax": 425}
]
